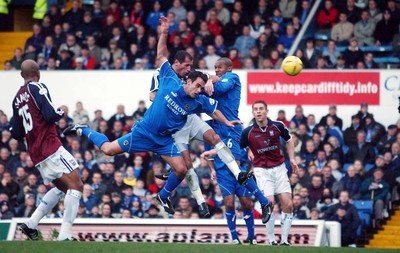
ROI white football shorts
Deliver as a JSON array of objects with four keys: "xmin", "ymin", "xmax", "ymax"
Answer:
[
  {"xmin": 172, "ymin": 114, "xmax": 212, "ymax": 151},
  {"xmin": 36, "ymin": 146, "xmax": 78, "ymax": 184},
  {"xmin": 253, "ymin": 163, "xmax": 292, "ymax": 196}
]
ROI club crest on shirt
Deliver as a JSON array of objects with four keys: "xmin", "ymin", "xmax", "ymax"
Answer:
[
  {"xmin": 264, "ymin": 139, "xmax": 270, "ymax": 145},
  {"xmin": 70, "ymin": 159, "xmax": 77, "ymax": 166},
  {"xmin": 269, "ymin": 130, "xmax": 274, "ymax": 136},
  {"xmin": 209, "ymin": 98, "xmax": 215, "ymax": 105},
  {"xmin": 185, "ymin": 104, "xmax": 190, "ymax": 110},
  {"xmin": 123, "ymin": 140, "xmax": 129, "ymax": 146}
]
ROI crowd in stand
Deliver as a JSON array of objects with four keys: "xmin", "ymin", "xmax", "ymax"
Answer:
[
  {"xmin": 3, "ymin": 0, "xmax": 400, "ymax": 71},
  {"xmin": 0, "ymin": 100, "xmax": 399, "ymax": 237}
]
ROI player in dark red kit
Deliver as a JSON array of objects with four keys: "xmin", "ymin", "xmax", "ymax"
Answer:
[
  {"xmin": 10, "ymin": 59, "xmax": 83, "ymax": 241},
  {"xmin": 240, "ymin": 100, "xmax": 299, "ymax": 246}
]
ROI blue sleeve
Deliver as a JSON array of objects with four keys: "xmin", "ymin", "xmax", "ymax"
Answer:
[
  {"xmin": 213, "ymin": 73, "xmax": 237, "ymax": 96},
  {"xmin": 159, "ymin": 61, "xmax": 175, "ymax": 80},
  {"xmin": 240, "ymin": 126, "xmax": 251, "ymax": 149},
  {"xmin": 9, "ymin": 101, "xmax": 25, "ymax": 140},
  {"xmin": 28, "ymin": 82, "xmax": 64, "ymax": 123},
  {"xmin": 195, "ymin": 96, "xmax": 218, "ymax": 114},
  {"xmin": 275, "ymin": 121, "xmax": 291, "ymax": 142}
]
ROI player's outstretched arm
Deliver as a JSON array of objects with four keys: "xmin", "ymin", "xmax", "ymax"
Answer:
[
  {"xmin": 209, "ymin": 109, "xmax": 242, "ymax": 127},
  {"xmin": 156, "ymin": 16, "xmax": 169, "ymax": 68}
]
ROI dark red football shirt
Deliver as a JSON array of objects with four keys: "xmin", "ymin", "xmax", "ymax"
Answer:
[
  {"xmin": 10, "ymin": 81, "xmax": 63, "ymax": 165},
  {"xmin": 240, "ymin": 118, "xmax": 291, "ymax": 168}
]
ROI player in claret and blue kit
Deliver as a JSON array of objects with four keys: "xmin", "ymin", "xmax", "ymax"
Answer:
[{"xmin": 10, "ymin": 59, "xmax": 83, "ymax": 241}]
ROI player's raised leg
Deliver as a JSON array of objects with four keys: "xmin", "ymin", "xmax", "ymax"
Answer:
[
  {"xmin": 203, "ymin": 129, "xmax": 253, "ymax": 185},
  {"xmin": 156, "ymin": 155, "xmax": 188, "ymax": 214},
  {"xmin": 63, "ymin": 124, "xmax": 124, "ymax": 156}
]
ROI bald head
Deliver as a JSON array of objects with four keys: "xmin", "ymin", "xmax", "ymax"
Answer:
[
  {"xmin": 216, "ymin": 57, "xmax": 233, "ymax": 68},
  {"xmin": 21, "ymin": 59, "xmax": 40, "ymax": 81}
]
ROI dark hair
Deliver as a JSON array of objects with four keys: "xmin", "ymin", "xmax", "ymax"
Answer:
[
  {"xmin": 187, "ymin": 70, "xmax": 207, "ymax": 83},
  {"xmin": 174, "ymin": 50, "xmax": 193, "ymax": 63},
  {"xmin": 252, "ymin": 100, "xmax": 268, "ymax": 109}
]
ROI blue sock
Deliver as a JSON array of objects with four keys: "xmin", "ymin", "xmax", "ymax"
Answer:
[
  {"xmin": 245, "ymin": 178, "xmax": 269, "ymax": 205},
  {"xmin": 225, "ymin": 209, "xmax": 238, "ymax": 240},
  {"xmin": 159, "ymin": 172, "xmax": 182, "ymax": 199},
  {"xmin": 82, "ymin": 128, "xmax": 109, "ymax": 148},
  {"xmin": 243, "ymin": 210, "xmax": 255, "ymax": 240}
]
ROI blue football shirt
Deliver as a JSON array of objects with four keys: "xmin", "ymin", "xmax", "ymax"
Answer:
[{"xmin": 141, "ymin": 61, "xmax": 218, "ymax": 136}]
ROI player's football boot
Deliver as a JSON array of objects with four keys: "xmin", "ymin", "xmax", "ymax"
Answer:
[
  {"xmin": 63, "ymin": 123, "xmax": 89, "ymax": 136},
  {"xmin": 244, "ymin": 239, "xmax": 257, "ymax": 245},
  {"xmin": 261, "ymin": 202, "xmax": 273, "ymax": 224},
  {"xmin": 232, "ymin": 239, "xmax": 242, "ymax": 245},
  {"xmin": 19, "ymin": 223, "xmax": 39, "ymax": 240},
  {"xmin": 280, "ymin": 242, "xmax": 290, "ymax": 246},
  {"xmin": 198, "ymin": 202, "xmax": 210, "ymax": 218},
  {"xmin": 154, "ymin": 171, "xmax": 171, "ymax": 181},
  {"xmin": 156, "ymin": 193, "xmax": 175, "ymax": 214},
  {"xmin": 269, "ymin": 241, "xmax": 279, "ymax": 245},
  {"xmin": 237, "ymin": 170, "xmax": 254, "ymax": 186}
]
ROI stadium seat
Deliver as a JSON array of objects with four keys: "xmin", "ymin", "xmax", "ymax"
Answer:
[
  {"xmin": 373, "ymin": 57, "xmax": 400, "ymax": 64},
  {"xmin": 342, "ymin": 163, "xmax": 352, "ymax": 173},
  {"xmin": 360, "ymin": 45, "xmax": 393, "ymax": 52},
  {"xmin": 364, "ymin": 164, "xmax": 375, "ymax": 172},
  {"xmin": 357, "ymin": 211, "xmax": 372, "ymax": 237},
  {"xmin": 314, "ymin": 33, "xmax": 330, "ymax": 41},
  {"xmin": 352, "ymin": 200, "xmax": 373, "ymax": 215}
]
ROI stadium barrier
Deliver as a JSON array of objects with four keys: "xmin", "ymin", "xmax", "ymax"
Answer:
[
  {"xmin": 3, "ymin": 218, "xmax": 340, "ymax": 246},
  {"xmin": 1, "ymin": 70, "xmax": 398, "ymax": 128}
]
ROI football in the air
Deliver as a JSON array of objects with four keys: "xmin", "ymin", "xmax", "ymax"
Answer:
[{"xmin": 282, "ymin": 56, "xmax": 303, "ymax": 76}]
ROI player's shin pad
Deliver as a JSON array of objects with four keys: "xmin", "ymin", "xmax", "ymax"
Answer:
[
  {"xmin": 215, "ymin": 142, "xmax": 240, "ymax": 178},
  {"xmin": 186, "ymin": 168, "xmax": 204, "ymax": 204}
]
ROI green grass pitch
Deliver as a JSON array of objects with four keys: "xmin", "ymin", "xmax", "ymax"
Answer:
[{"xmin": 0, "ymin": 241, "xmax": 397, "ymax": 253}]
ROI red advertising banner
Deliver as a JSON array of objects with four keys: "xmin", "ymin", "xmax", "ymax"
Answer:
[{"xmin": 247, "ymin": 71, "xmax": 380, "ymax": 105}]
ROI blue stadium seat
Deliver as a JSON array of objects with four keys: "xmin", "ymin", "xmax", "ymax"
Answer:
[
  {"xmin": 364, "ymin": 163, "xmax": 375, "ymax": 172},
  {"xmin": 352, "ymin": 200, "xmax": 373, "ymax": 215},
  {"xmin": 373, "ymin": 57, "xmax": 400, "ymax": 64},
  {"xmin": 357, "ymin": 211, "xmax": 372, "ymax": 237},
  {"xmin": 342, "ymin": 163, "xmax": 352, "ymax": 173},
  {"xmin": 360, "ymin": 45, "xmax": 393, "ymax": 52},
  {"xmin": 314, "ymin": 33, "xmax": 330, "ymax": 41}
]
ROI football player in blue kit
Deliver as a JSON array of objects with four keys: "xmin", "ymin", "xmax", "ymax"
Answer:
[{"xmin": 64, "ymin": 17, "xmax": 239, "ymax": 215}]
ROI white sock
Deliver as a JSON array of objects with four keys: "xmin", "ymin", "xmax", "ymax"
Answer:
[
  {"xmin": 57, "ymin": 189, "xmax": 81, "ymax": 240},
  {"xmin": 26, "ymin": 187, "xmax": 64, "ymax": 229},
  {"xmin": 215, "ymin": 141, "xmax": 241, "ymax": 179},
  {"xmin": 186, "ymin": 168, "xmax": 204, "ymax": 205},
  {"xmin": 266, "ymin": 212, "xmax": 276, "ymax": 243},
  {"xmin": 280, "ymin": 212, "xmax": 293, "ymax": 243}
]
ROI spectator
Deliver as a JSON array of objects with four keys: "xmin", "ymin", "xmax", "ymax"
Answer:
[
  {"xmin": 277, "ymin": 110, "xmax": 290, "ymax": 127},
  {"xmin": 222, "ymin": 11, "xmax": 243, "ymax": 47},
  {"xmin": 63, "ymin": 0, "xmax": 85, "ymax": 31},
  {"xmin": 254, "ymin": 0, "xmax": 273, "ymax": 24},
  {"xmin": 341, "ymin": 0, "xmax": 361, "ymax": 24},
  {"xmin": 207, "ymin": 9, "xmax": 223, "ymax": 37},
  {"xmin": 51, "ymin": 24, "xmax": 66, "ymax": 49},
  {"xmin": 377, "ymin": 125, "xmax": 397, "ymax": 154},
  {"xmin": 15, "ymin": 193, "xmax": 36, "ymax": 217},
  {"xmin": 307, "ymin": 114, "xmax": 318, "ymax": 135},
  {"xmin": 146, "ymin": 1, "xmax": 165, "ymax": 31},
  {"xmin": 353, "ymin": 10, "xmax": 376, "ymax": 46},
  {"xmin": 249, "ymin": 14, "xmax": 265, "ymax": 40},
  {"xmin": 9, "ymin": 48, "xmax": 23, "ymax": 70},
  {"xmin": 316, "ymin": 0, "xmax": 338, "ymax": 33},
  {"xmin": 386, "ymin": 0, "xmax": 400, "ymax": 25},
  {"xmin": 203, "ymin": 45, "xmax": 219, "ymax": 70},
  {"xmin": 363, "ymin": 52, "xmax": 379, "ymax": 69},
  {"xmin": 186, "ymin": 11, "xmax": 199, "ymax": 34},
  {"xmin": 45, "ymin": 4, "xmax": 62, "ymax": 26},
  {"xmin": 292, "ymin": 194, "xmax": 309, "ymax": 219},
  {"xmin": 144, "ymin": 204, "xmax": 163, "ymax": 218},
  {"xmin": 290, "ymin": 105, "xmax": 307, "ymax": 128},
  {"xmin": 0, "ymin": 200, "xmax": 13, "ymax": 219},
  {"xmin": 106, "ymin": 1, "xmax": 122, "ymax": 24},
  {"xmin": 277, "ymin": 24, "xmax": 296, "ymax": 51},
  {"xmin": 364, "ymin": 114, "xmax": 385, "ymax": 145},
  {"xmin": 24, "ymin": 23, "xmax": 44, "ymax": 52},
  {"xmin": 342, "ymin": 37, "xmax": 364, "ymax": 68},
  {"xmin": 302, "ymin": 38, "xmax": 319, "ymax": 69},
  {"xmin": 307, "ymin": 175, "xmax": 324, "ymax": 208},
  {"xmin": 324, "ymin": 190, "xmax": 360, "ymax": 246},
  {"xmin": 367, "ymin": 0, "xmax": 382, "ymax": 25},
  {"xmin": 347, "ymin": 130, "xmax": 375, "ymax": 164},
  {"xmin": 91, "ymin": 0, "xmax": 106, "ymax": 28},
  {"xmin": 374, "ymin": 10, "xmax": 398, "ymax": 46},
  {"xmin": 76, "ymin": 12, "xmax": 99, "ymax": 44},
  {"xmin": 356, "ymin": 102, "xmax": 373, "ymax": 128},
  {"xmin": 279, "ymin": 0, "xmax": 297, "ymax": 23},
  {"xmin": 331, "ymin": 13, "xmax": 354, "ymax": 46},
  {"xmin": 360, "ymin": 168, "xmax": 389, "ymax": 229},
  {"xmin": 168, "ymin": 0, "xmax": 187, "ymax": 22},
  {"xmin": 58, "ymin": 34, "xmax": 81, "ymax": 60},
  {"xmin": 170, "ymin": 20, "xmax": 194, "ymax": 48},
  {"xmin": 129, "ymin": 1, "xmax": 144, "ymax": 27}
]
